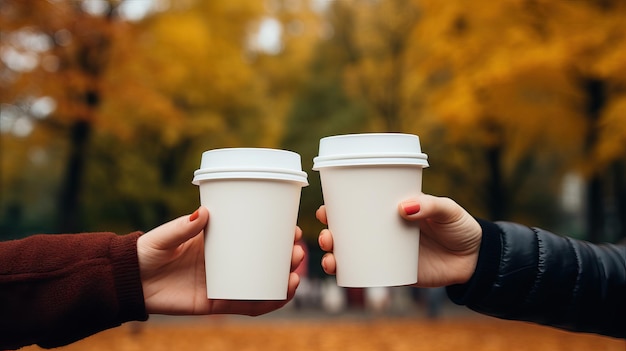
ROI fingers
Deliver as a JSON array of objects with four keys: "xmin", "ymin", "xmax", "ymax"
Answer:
[
  {"xmin": 294, "ymin": 226, "xmax": 303, "ymax": 242},
  {"xmin": 399, "ymin": 194, "xmax": 465, "ymax": 224},
  {"xmin": 142, "ymin": 206, "xmax": 209, "ymax": 250},
  {"xmin": 317, "ymin": 206, "xmax": 336, "ymax": 275},
  {"xmin": 286, "ymin": 271, "xmax": 300, "ymax": 300},
  {"xmin": 318, "ymin": 228, "xmax": 333, "ymax": 252},
  {"xmin": 318, "ymin": 228, "xmax": 336, "ymax": 275},
  {"xmin": 321, "ymin": 253, "xmax": 336, "ymax": 275},
  {"xmin": 317, "ymin": 219, "xmax": 336, "ymax": 275},
  {"xmin": 291, "ymin": 243, "xmax": 305, "ymax": 271},
  {"xmin": 316, "ymin": 205, "xmax": 328, "ymax": 224},
  {"xmin": 290, "ymin": 226, "xmax": 305, "ymax": 271}
]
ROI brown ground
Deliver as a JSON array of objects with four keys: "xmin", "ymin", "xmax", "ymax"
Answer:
[{"xmin": 22, "ymin": 314, "xmax": 624, "ymax": 351}]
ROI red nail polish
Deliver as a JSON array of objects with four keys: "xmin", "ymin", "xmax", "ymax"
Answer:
[
  {"xmin": 403, "ymin": 202, "xmax": 420, "ymax": 215},
  {"xmin": 189, "ymin": 209, "xmax": 200, "ymax": 222}
]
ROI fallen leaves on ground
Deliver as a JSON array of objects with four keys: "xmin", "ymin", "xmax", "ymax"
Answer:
[{"xmin": 23, "ymin": 317, "xmax": 624, "ymax": 351}]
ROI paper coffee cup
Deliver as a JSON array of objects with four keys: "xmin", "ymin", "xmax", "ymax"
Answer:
[
  {"xmin": 192, "ymin": 148, "xmax": 308, "ymax": 300},
  {"xmin": 313, "ymin": 133, "xmax": 428, "ymax": 287}
]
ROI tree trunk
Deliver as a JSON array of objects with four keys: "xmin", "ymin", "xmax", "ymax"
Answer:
[
  {"xmin": 583, "ymin": 77, "xmax": 606, "ymax": 243},
  {"xmin": 611, "ymin": 160, "xmax": 626, "ymax": 243},
  {"xmin": 586, "ymin": 175, "xmax": 604, "ymax": 243},
  {"xmin": 55, "ymin": 6, "xmax": 113, "ymax": 233},
  {"xmin": 485, "ymin": 144, "xmax": 507, "ymax": 220},
  {"xmin": 57, "ymin": 119, "xmax": 92, "ymax": 233}
]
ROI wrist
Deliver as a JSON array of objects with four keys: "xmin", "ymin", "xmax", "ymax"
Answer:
[{"xmin": 446, "ymin": 219, "xmax": 502, "ymax": 305}]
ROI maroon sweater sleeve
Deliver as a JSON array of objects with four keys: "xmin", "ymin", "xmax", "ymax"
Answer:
[{"xmin": 0, "ymin": 232, "xmax": 149, "ymax": 349}]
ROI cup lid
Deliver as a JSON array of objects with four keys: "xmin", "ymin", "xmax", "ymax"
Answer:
[
  {"xmin": 313, "ymin": 133, "xmax": 429, "ymax": 169},
  {"xmin": 192, "ymin": 148, "xmax": 308, "ymax": 185}
]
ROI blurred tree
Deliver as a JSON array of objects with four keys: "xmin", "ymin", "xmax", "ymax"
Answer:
[
  {"xmin": 1, "ymin": 0, "xmax": 124, "ymax": 233},
  {"xmin": 88, "ymin": 0, "xmax": 273, "ymax": 231},
  {"xmin": 5, "ymin": 0, "xmax": 624, "ymax": 245},
  {"xmin": 251, "ymin": 0, "xmax": 327, "ymax": 145},
  {"xmin": 1, "ymin": 0, "xmax": 320, "ymax": 236},
  {"xmin": 286, "ymin": 0, "xmax": 626, "ymax": 243},
  {"xmin": 337, "ymin": 0, "xmax": 420, "ymax": 132},
  {"xmin": 405, "ymin": 0, "xmax": 626, "ymax": 242}
]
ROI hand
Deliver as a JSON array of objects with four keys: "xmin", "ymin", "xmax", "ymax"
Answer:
[
  {"xmin": 316, "ymin": 194, "xmax": 482, "ymax": 287},
  {"xmin": 137, "ymin": 207, "xmax": 304, "ymax": 316}
]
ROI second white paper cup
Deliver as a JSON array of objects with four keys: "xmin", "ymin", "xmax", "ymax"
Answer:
[
  {"xmin": 313, "ymin": 133, "xmax": 429, "ymax": 287},
  {"xmin": 193, "ymin": 148, "xmax": 308, "ymax": 300}
]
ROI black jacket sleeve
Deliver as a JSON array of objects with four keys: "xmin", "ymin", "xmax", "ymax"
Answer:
[{"xmin": 447, "ymin": 219, "xmax": 626, "ymax": 339}]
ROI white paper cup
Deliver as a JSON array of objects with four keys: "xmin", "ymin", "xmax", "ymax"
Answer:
[
  {"xmin": 313, "ymin": 133, "xmax": 429, "ymax": 287},
  {"xmin": 192, "ymin": 148, "xmax": 308, "ymax": 300}
]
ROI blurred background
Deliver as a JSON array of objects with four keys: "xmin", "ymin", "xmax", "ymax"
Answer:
[{"xmin": 2, "ymin": 0, "xmax": 625, "ymax": 349}]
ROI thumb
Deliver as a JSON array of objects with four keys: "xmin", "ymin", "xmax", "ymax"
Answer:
[
  {"xmin": 399, "ymin": 194, "xmax": 465, "ymax": 224},
  {"xmin": 144, "ymin": 206, "xmax": 209, "ymax": 250}
]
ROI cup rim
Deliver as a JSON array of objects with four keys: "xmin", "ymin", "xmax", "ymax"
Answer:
[
  {"xmin": 319, "ymin": 132, "xmax": 418, "ymax": 140},
  {"xmin": 313, "ymin": 153, "xmax": 429, "ymax": 170},
  {"xmin": 192, "ymin": 167, "xmax": 308, "ymax": 185}
]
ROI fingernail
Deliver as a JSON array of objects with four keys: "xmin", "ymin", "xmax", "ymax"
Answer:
[
  {"xmin": 402, "ymin": 201, "xmax": 420, "ymax": 215},
  {"xmin": 189, "ymin": 209, "xmax": 200, "ymax": 222}
]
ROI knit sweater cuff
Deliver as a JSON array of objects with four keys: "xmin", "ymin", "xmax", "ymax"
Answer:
[
  {"xmin": 110, "ymin": 232, "xmax": 149, "ymax": 323},
  {"xmin": 446, "ymin": 218, "xmax": 502, "ymax": 305}
]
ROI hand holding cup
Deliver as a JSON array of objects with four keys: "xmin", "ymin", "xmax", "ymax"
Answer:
[
  {"xmin": 138, "ymin": 206, "xmax": 305, "ymax": 316},
  {"xmin": 317, "ymin": 193, "xmax": 483, "ymax": 288}
]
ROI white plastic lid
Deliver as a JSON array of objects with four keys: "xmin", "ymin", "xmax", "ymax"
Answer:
[
  {"xmin": 192, "ymin": 148, "xmax": 309, "ymax": 186},
  {"xmin": 312, "ymin": 133, "xmax": 429, "ymax": 169}
]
